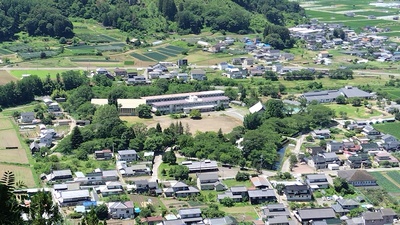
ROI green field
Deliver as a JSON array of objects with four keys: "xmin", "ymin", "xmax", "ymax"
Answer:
[
  {"xmin": 130, "ymin": 52, "xmax": 155, "ymax": 62},
  {"xmin": 10, "ymin": 70, "xmax": 80, "ymax": 79},
  {"xmin": 326, "ymin": 104, "xmax": 381, "ymax": 119},
  {"xmin": 374, "ymin": 122, "xmax": 400, "ymax": 139},
  {"xmin": 370, "ymin": 171, "xmax": 400, "ymax": 193},
  {"xmin": 387, "ymin": 171, "xmax": 400, "ymax": 183},
  {"xmin": 0, "ymin": 48, "xmax": 14, "ymax": 55},
  {"xmin": 143, "ymin": 52, "xmax": 168, "ymax": 61}
]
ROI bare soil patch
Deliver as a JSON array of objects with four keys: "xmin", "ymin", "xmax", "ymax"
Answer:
[
  {"xmin": 0, "ymin": 118, "xmax": 13, "ymax": 130},
  {"xmin": 0, "ymin": 129, "xmax": 22, "ymax": 149},
  {"xmin": 0, "ymin": 149, "xmax": 29, "ymax": 164},
  {"xmin": 0, "ymin": 70, "xmax": 18, "ymax": 85},
  {"xmin": 292, "ymin": 163, "xmax": 315, "ymax": 174}
]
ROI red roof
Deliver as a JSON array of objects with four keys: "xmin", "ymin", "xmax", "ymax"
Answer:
[
  {"xmin": 102, "ymin": 149, "xmax": 112, "ymax": 153},
  {"xmin": 145, "ymin": 216, "xmax": 163, "ymax": 222}
]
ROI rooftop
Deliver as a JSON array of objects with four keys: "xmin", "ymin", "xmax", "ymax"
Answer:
[
  {"xmin": 179, "ymin": 208, "xmax": 201, "ymax": 215},
  {"xmin": 151, "ymin": 96, "xmax": 229, "ymax": 107},
  {"xmin": 250, "ymin": 176, "xmax": 269, "ymax": 187},
  {"xmin": 340, "ymin": 86, "xmax": 372, "ymax": 98},
  {"xmin": 338, "ymin": 170, "xmax": 376, "ymax": 182},
  {"xmin": 60, "ymin": 190, "xmax": 90, "ymax": 199},
  {"xmin": 141, "ymin": 90, "xmax": 224, "ymax": 101},
  {"xmin": 118, "ymin": 150, "xmax": 137, "ymax": 155},
  {"xmin": 117, "ymin": 99, "xmax": 147, "ymax": 109},
  {"xmin": 298, "ymin": 208, "xmax": 336, "ymax": 220},
  {"xmin": 91, "ymin": 99, "xmax": 109, "ymax": 106},
  {"xmin": 248, "ymin": 189, "xmax": 276, "ymax": 198}
]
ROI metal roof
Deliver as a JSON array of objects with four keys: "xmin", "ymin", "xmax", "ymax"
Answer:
[{"xmin": 60, "ymin": 190, "xmax": 90, "ymax": 199}]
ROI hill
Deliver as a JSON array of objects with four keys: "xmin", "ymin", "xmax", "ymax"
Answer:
[{"xmin": 0, "ymin": 0, "xmax": 306, "ymax": 41}]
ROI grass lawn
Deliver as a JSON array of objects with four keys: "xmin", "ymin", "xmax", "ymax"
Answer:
[
  {"xmin": 374, "ymin": 122, "xmax": 400, "ymax": 139},
  {"xmin": 1, "ymin": 102, "xmax": 40, "ymax": 117},
  {"xmin": 220, "ymin": 205, "xmax": 259, "ymax": 220},
  {"xmin": 10, "ymin": 70, "xmax": 79, "ymax": 79},
  {"xmin": 222, "ymin": 179, "xmax": 252, "ymax": 188},
  {"xmin": 326, "ymin": 104, "xmax": 381, "ymax": 119}
]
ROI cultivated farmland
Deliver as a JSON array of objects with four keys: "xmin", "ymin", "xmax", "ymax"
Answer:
[
  {"xmin": 0, "ymin": 129, "xmax": 22, "ymax": 150},
  {"xmin": 374, "ymin": 123, "xmax": 400, "ymax": 140},
  {"xmin": 143, "ymin": 52, "xmax": 168, "ymax": 61},
  {"xmin": 0, "ymin": 48, "xmax": 14, "ymax": 55},
  {"xmin": 370, "ymin": 171, "xmax": 400, "ymax": 193},
  {"xmin": 0, "ymin": 70, "xmax": 18, "ymax": 85},
  {"xmin": 130, "ymin": 52, "xmax": 154, "ymax": 62},
  {"xmin": 0, "ymin": 164, "xmax": 36, "ymax": 187}
]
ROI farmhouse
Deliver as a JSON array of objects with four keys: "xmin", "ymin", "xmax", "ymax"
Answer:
[
  {"xmin": 95, "ymin": 149, "xmax": 112, "ymax": 160},
  {"xmin": 381, "ymin": 134, "xmax": 399, "ymax": 150},
  {"xmin": 295, "ymin": 208, "xmax": 336, "ymax": 225},
  {"xmin": 337, "ymin": 170, "xmax": 377, "ymax": 187},
  {"xmin": 178, "ymin": 208, "xmax": 203, "ymax": 224},
  {"xmin": 196, "ymin": 173, "xmax": 226, "ymax": 191},
  {"xmin": 56, "ymin": 189, "xmax": 91, "ymax": 206},
  {"xmin": 107, "ymin": 201, "xmax": 134, "ymax": 219},
  {"xmin": 262, "ymin": 203, "xmax": 291, "ymax": 219},
  {"xmin": 190, "ymin": 69, "xmax": 207, "ymax": 81},
  {"xmin": 47, "ymin": 169, "xmax": 73, "ymax": 181},
  {"xmin": 248, "ymin": 189, "xmax": 277, "ymax": 204},
  {"xmin": 305, "ymin": 174, "xmax": 329, "ymax": 189},
  {"xmin": 114, "ymin": 68, "xmax": 127, "ymax": 76},
  {"xmin": 117, "ymin": 150, "xmax": 137, "ymax": 162},
  {"xmin": 284, "ymin": 184, "xmax": 312, "ymax": 201},
  {"xmin": 250, "ymin": 176, "xmax": 269, "ymax": 189},
  {"xmin": 164, "ymin": 181, "xmax": 200, "ymax": 198},
  {"xmin": 20, "ymin": 112, "xmax": 35, "ymax": 123}
]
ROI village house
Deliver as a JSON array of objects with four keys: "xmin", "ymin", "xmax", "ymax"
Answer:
[
  {"xmin": 306, "ymin": 174, "xmax": 329, "ymax": 189},
  {"xmin": 196, "ymin": 173, "xmax": 226, "ymax": 191},
  {"xmin": 250, "ymin": 176, "xmax": 270, "ymax": 189},
  {"xmin": 134, "ymin": 179, "xmax": 159, "ymax": 194},
  {"xmin": 141, "ymin": 216, "xmax": 164, "ymax": 225},
  {"xmin": 107, "ymin": 201, "xmax": 135, "ymax": 219},
  {"xmin": 308, "ymin": 155, "xmax": 326, "ymax": 169},
  {"xmin": 337, "ymin": 170, "xmax": 377, "ymax": 187},
  {"xmin": 47, "ymin": 169, "xmax": 73, "ymax": 182},
  {"xmin": 114, "ymin": 68, "xmax": 127, "ymax": 77},
  {"xmin": 182, "ymin": 160, "xmax": 218, "ymax": 173},
  {"xmin": 347, "ymin": 208, "xmax": 397, "ymax": 225},
  {"xmin": 20, "ymin": 112, "xmax": 35, "ymax": 123},
  {"xmin": 337, "ymin": 198, "xmax": 360, "ymax": 210},
  {"xmin": 361, "ymin": 143, "xmax": 380, "ymax": 152},
  {"xmin": 262, "ymin": 203, "xmax": 291, "ymax": 219},
  {"xmin": 374, "ymin": 151, "xmax": 399, "ymax": 165},
  {"xmin": 56, "ymin": 189, "xmax": 91, "ymax": 206},
  {"xmin": 295, "ymin": 208, "xmax": 336, "ymax": 225},
  {"xmin": 203, "ymin": 216, "xmax": 236, "ymax": 225},
  {"xmin": 190, "ymin": 69, "xmax": 207, "ymax": 81},
  {"xmin": 48, "ymin": 102, "xmax": 61, "ymax": 112},
  {"xmin": 248, "ymin": 189, "xmax": 277, "ymax": 204},
  {"xmin": 284, "ymin": 184, "xmax": 312, "ymax": 201},
  {"xmin": 126, "ymin": 76, "xmax": 148, "ymax": 85},
  {"xmin": 163, "ymin": 219, "xmax": 185, "ymax": 225},
  {"xmin": 362, "ymin": 126, "xmax": 381, "ymax": 138},
  {"xmin": 95, "ymin": 149, "xmax": 113, "ymax": 160},
  {"xmin": 118, "ymin": 163, "xmax": 151, "ymax": 177},
  {"xmin": 178, "ymin": 208, "xmax": 203, "ymax": 225},
  {"xmin": 326, "ymin": 141, "xmax": 344, "ymax": 153},
  {"xmin": 217, "ymin": 186, "xmax": 248, "ymax": 202},
  {"xmin": 164, "ymin": 181, "xmax": 200, "ymax": 198},
  {"xmin": 117, "ymin": 150, "xmax": 137, "ymax": 162},
  {"xmin": 381, "ymin": 134, "xmax": 399, "ymax": 150},
  {"xmin": 312, "ymin": 129, "xmax": 331, "ymax": 139},
  {"xmin": 99, "ymin": 181, "xmax": 124, "ymax": 196},
  {"xmin": 307, "ymin": 146, "xmax": 325, "ymax": 156}
]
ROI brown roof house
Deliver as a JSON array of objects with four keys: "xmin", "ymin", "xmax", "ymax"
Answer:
[{"xmin": 337, "ymin": 170, "xmax": 377, "ymax": 187}]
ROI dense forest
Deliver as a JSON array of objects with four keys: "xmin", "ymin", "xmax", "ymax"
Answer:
[{"xmin": 0, "ymin": 0, "xmax": 306, "ymax": 41}]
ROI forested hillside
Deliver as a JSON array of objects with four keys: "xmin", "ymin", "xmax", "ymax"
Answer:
[{"xmin": 0, "ymin": 0, "xmax": 306, "ymax": 41}]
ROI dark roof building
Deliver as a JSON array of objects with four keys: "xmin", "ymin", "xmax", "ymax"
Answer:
[{"xmin": 337, "ymin": 170, "xmax": 377, "ymax": 187}]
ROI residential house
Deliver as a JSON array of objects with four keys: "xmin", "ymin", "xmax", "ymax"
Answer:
[
  {"xmin": 119, "ymin": 164, "xmax": 151, "ymax": 176},
  {"xmin": 326, "ymin": 141, "xmax": 344, "ymax": 153},
  {"xmin": 322, "ymin": 152, "xmax": 339, "ymax": 164},
  {"xmin": 231, "ymin": 58, "xmax": 242, "ymax": 65},
  {"xmin": 217, "ymin": 186, "xmax": 248, "ymax": 202},
  {"xmin": 361, "ymin": 143, "xmax": 379, "ymax": 152},
  {"xmin": 182, "ymin": 160, "xmax": 218, "ymax": 173},
  {"xmin": 284, "ymin": 184, "xmax": 312, "ymax": 201},
  {"xmin": 295, "ymin": 208, "xmax": 336, "ymax": 225},
  {"xmin": 134, "ymin": 179, "xmax": 160, "ymax": 194},
  {"xmin": 218, "ymin": 62, "xmax": 229, "ymax": 71},
  {"xmin": 20, "ymin": 112, "xmax": 35, "ymax": 123},
  {"xmin": 177, "ymin": 59, "xmax": 188, "ymax": 67},
  {"xmin": 243, "ymin": 58, "xmax": 254, "ymax": 67},
  {"xmin": 306, "ymin": 174, "xmax": 329, "ymax": 189},
  {"xmin": 57, "ymin": 189, "xmax": 91, "ymax": 206},
  {"xmin": 309, "ymin": 155, "xmax": 326, "ymax": 169},
  {"xmin": 381, "ymin": 134, "xmax": 399, "ymax": 150},
  {"xmin": 141, "ymin": 216, "xmax": 164, "ymax": 225},
  {"xmin": 248, "ymin": 189, "xmax": 277, "ymax": 204},
  {"xmin": 95, "ymin": 149, "xmax": 112, "ymax": 160},
  {"xmin": 164, "ymin": 181, "xmax": 200, "ymax": 198},
  {"xmin": 267, "ymin": 216, "xmax": 296, "ymax": 225},
  {"xmin": 280, "ymin": 53, "xmax": 295, "ymax": 61},
  {"xmin": 164, "ymin": 219, "xmax": 185, "ymax": 225},
  {"xmin": 337, "ymin": 198, "xmax": 360, "ymax": 210},
  {"xmin": 362, "ymin": 126, "xmax": 380, "ymax": 137},
  {"xmin": 345, "ymin": 153, "xmax": 370, "ymax": 169},
  {"xmin": 319, "ymin": 51, "xmax": 329, "ymax": 58},
  {"xmin": 117, "ymin": 150, "xmax": 137, "ymax": 162},
  {"xmin": 362, "ymin": 208, "xmax": 397, "ymax": 225},
  {"xmin": 47, "ymin": 169, "xmax": 73, "ymax": 182},
  {"xmin": 177, "ymin": 73, "xmax": 189, "ymax": 82},
  {"xmin": 331, "ymin": 203, "xmax": 350, "ymax": 216},
  {"xmin": 114, "ymin": 68, "xmax": 127, "ymax": 77},
  {"xmin": 332, "ymin": 38, "xmax": 343, "ymax": 45},
  {"xmin": 307, "ymin": 147, "xmax": 325, "ymax": 156},
  {"xmin": 337, "ymin": 170, "xmax": 377, "ymax": 186},
  {"xmin": 99, "ymin": 181, "xmax": 124, "ymax": 196},
  {"xmin": 107, "ymin": 201, "xmax": 134, "ymax": 219},
  {"xmin": 48, "ymin": 102, "xmax": 61, "ymax": 112},
  {"xmin": 262, "ymin": 203, "xmax": 290, "ymax": 219},
  {"xmin": 126, "ymin": 76, "xmax": 147, "ymax": 85},
  {"xmin": 203, "ymin": 216, "xmax": 236, "ymax": 225},
  {"xmin": 374, "ymin": 151, "xmax": 399, "ymax": 165},
  {"xmin": 250, "ymin": 176, "xmax": 270, "ymax": 189},
  {"xmin": 190, "ymin": 69, "xmax": 207, "ymax": 81},
  {"xmin": 312, "ymin": 129, "xmax": 331, "ymax": 139},
  {"xmin": 196, "ymin": 173, "xmax": 226, "ymax": 191},
  {"xmin": 178, "ymin": 208, "xmax": 203, "ymax": 225}
]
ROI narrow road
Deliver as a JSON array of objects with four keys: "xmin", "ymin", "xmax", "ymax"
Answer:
[
  {"xmin": 150, "ymin": 154, "xmax": 162, "ymax": 182},
  {"xmin": 281, "ymin": 135, "xmax": 306, "ymax": 173}
]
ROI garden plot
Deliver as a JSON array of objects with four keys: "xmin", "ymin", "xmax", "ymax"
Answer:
[
  {"xmin": 0, "ymin": 164, "xmax": 36, "ymax": 187},
  {"xmin": 130, "ymin": 53, "xmax": 155, "ymax": 62},
  {"xmin": 143, "ymin": 52, "xmax": 168, "ymax": 61}
]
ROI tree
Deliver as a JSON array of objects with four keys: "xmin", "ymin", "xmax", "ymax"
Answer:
[
  {"xmin": 201, "ymin": 204, "xmax": 225, "ymax": 218},
  {"xmin": 224, "ymin": 87, "xmax": 238, "ymax": 100},
  {"xmin": 137, "ymin": 104, "xmax": 152, "ymax": 118},
  {"xmin": 189, "ymin": 109, "xmax": 201, "ymax": 119},
  {"xmin": 333, "ymin": 177, "xmax": 354, "ymax": 195},
  {"xmin": 306, "ymin": 135, "xmax": 313, "ymax": 142},
  {"xmin": 319, "ymin": 139, "xmax": 327, "ymax": 148},
  {"xmin": 275, "ymin": 183, "xmax": 285, "ymax": 195},
  {"xmin": 336, "ymin": 95, "xmax": 346, "ymax": 104},
  {"xmin": 289, "ymin": 154, "xmax": 298, "ymax": 169},
  {"xmin": 265, "ymin": 99, "xmax": 285, "ymax": 118},
  {"xmin": 350, "ymin": 98, "xmax": 362, "ymax": 107},
  {"xmin": 162, "ymin": 151, "xmax": 177, "ymax": 164},
  {"xmin": 70, "ymin": 126, "xmax": 83, "ymax": 150},
  {"xmin": 156, "ymin": 123, "xmax": 162, "ymax": 133},
  {"xmin": 85, "ymin": 208, "xmax": 99, "ymax": 225},
  {"xmin": 95, "ymin": 204, "xmax": 109, "ymax": 220},
  {"xmin": 40, "ymin": 51, "xmax": 46, "ymax": 59},
  {"xmin": 171, "ymin": 165, "xmax": 189, "ymax": 180},
  {"xmin": 235, "ymin": 172, "xmax": 249, "ymax": 181},
  {"xmin": 29, "ymin": 190, "xmax": 62, "ymax": 224},
  {"xmin": 0, "ymin": 171, "xmax": 23, "ymax": 225},
  {"xmin": 59, "ymin": 37, "xmax": 67, "ymax": 44},
  {"xmin": 395, "ymin": 112, "xmax": 400, "ymax": 121},
  {"xmin": 243, "ymin": 112, "xmax": 263, "ymax": 130},
  {"xmin": 220, "ymin": 197, "xmax": 234, "ymax": 207}
]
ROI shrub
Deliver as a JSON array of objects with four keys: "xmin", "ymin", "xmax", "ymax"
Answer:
[
  {"xmin": 235, "ymin": 172, "xmax": 250, "ymax": 181},
  {"xmin": 69, "ymin": 212, "xmax": 82, "ymax": 219}
]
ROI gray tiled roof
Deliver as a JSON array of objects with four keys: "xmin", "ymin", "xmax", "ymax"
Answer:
[
  {"xmin": 340, "ymin": 87, "xmax": 372, "ymax": 98},
  {"xmin": 248, "ymin": 189, "xmax": 275, "ymax": 198},
  {"xmin": 362, "ymin": 212, "xmax": 383, "ymax": 220},
  {"xmin": 230, "ymin": 186, "xmax": 247, "ymax": 192},
  {"xmin": 60, "ymin": 190, "xmax": 90, "ymax": 199},
  {"xmin": 197, "ymin": 173, "xmax": 219, "ymax": 181},
  {"xmin": 306, "ymin": 174, "xmax": 327, "ymax": 180},
  {"xmin": 179, "ymin": 208, "xmax": 201, "ymax": 215},
  {"xmin": 53, "ymin": 170, "xmax": 72, "ymax": 177},
  {"xmin": 118, "ymin": 149, "xmax": 137, "ymax": 155},
  {"xmin": 298, "ymin": 208, "xmax": 336, "ymax": 220}
]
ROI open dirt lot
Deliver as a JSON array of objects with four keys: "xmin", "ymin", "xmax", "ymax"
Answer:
[
  {"xmin": 122, "ymin": 112, "xmax": 242, "ymax": 134},
  {"xmin": 292, "ymin": 163, "xmax": 315, "ymax": 175},
  {"xmin": 0, "ymin": 164, "xmax": 36, "ymax": 187},
  {"xmin": 0, "ymin": 70, "xmax": 18, "ymax": 85},
  {"xmin": 0, "ymin": 148, "xmax": 29, "ymax": 164},
  {"xmin": 0, "ymin": 117, "xmax": 13, "ymax": 130},
  {"xmin": 0, "ymin": 129, "xmax": 22, "ymax": 149}
]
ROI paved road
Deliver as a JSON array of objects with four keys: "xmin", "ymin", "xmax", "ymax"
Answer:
[
  {"xmin": 281, "ymin": 135, "xmax": 306, "ymax": 173},
  {"xmin": 150, "ymin": 154, "xmax": 162, "ymax": 182}
]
